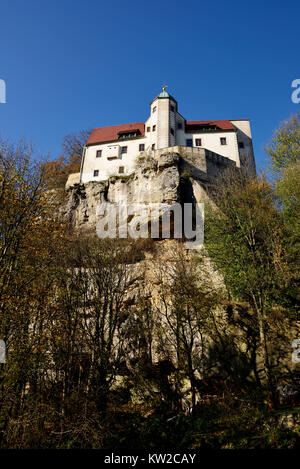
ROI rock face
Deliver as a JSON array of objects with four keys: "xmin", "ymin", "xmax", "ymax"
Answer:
[
  {"xmin": 63, "ymin": 149, "xmax": 234, "ymax": 233},
  {"xmin": 63, "ymin": 153, "xmax": 182, "ymax": 232}
]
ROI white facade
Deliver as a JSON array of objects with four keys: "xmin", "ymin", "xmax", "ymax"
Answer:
[{"xmin": 79, "ymin": 90, "xmax": 256, "ymax": 184}]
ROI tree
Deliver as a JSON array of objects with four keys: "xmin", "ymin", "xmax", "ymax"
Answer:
[
  {"xmin": 66, "ymin": 238, "xmax": 138, "ymax": 414},
  {"xmin": 266, "ymin": 114, "xmax": 300, "ymax": 316},
  {"xmin": 0, "ymin": 137, "xmax": 66, "ymax": 445},
  {"xmin": 155, "ymin": 244, "xmax": 219, "ymax": 407},
  {"xmin": 42, "ymin": 129, "xmax": 91, "ymax": 189},
  {"xmin": 266, "ymin": 113, "xmax": 300, "ymax": 171},
  {"xmin": 205, "ymin": 170, "xmax": 292, "ymax": 403}
]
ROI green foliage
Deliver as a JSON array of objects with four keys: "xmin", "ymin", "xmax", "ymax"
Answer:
[
  {"xmin": 266, "ymin": 113, "xmax": 300, "ymax": 171},
  {"xmin": 205, "ymin": 170, "xmax": 297, "ymax": 395},
  {"xmin": 267, "ymin": 115, "xmax": 300, "ymax": 316},
  {"xmin": 205, "ymin": 174, "xmax": 288, "ymax": 307}
]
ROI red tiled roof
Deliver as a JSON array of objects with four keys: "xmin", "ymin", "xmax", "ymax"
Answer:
[
  {"xmin": 186, "ymin": 120, "xmax": 235, "ymax": 130},
  {"xmin": 86, "ymin": 123, "xmax": 145, "ymax": 145},
  {"xmin": 86, "ymin": 119, "xmax": 243, "ymax": 145}
]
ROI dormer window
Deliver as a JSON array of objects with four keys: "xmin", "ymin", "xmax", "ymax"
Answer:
[
  {"xmin": 118, "ymin": 129, "xmax": 141, "ymax": 140},
  {"xmin": 118, "ymin": 132, "xmax": 137, "ymax": 140}
]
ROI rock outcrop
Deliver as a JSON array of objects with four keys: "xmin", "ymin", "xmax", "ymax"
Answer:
[
  {"xmin": 63, "ymin": 153, "xmax": 182, "ymax": 232},
  {"xmin": 63, "ymin": 148, "xmax": 234, "ymax": 233}
]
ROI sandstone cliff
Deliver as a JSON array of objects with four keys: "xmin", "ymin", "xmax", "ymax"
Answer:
[{"xmin": 63, "ymin": 149, "xmax": 233, "ymax": 233}]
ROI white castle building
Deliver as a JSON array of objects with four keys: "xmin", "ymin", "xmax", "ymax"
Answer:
[{"xmin": 77, "ymin": 87, "xmax": 256, "ymax": 185}]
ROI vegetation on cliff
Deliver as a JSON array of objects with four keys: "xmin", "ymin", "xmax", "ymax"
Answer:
[{"xmin": 0, "ymin": 115, "xmax": 299, "ymax": 449}]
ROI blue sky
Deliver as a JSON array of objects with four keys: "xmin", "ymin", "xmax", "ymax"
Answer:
[{"xmin": 0, "ymin": 0, "xmax": 299, "ymax": 170}]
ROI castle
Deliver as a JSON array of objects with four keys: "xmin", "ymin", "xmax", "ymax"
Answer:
[{"xmin": 75, "ymin": 87, "xmax": 256, "ymax": 186}]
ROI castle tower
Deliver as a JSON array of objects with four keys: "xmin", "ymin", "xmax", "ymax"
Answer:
[{"xmin": 148, "ymin": 86, "xmax": 178, "ymax": 150}]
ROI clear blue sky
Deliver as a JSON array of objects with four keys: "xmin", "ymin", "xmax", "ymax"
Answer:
[{"xmin": 0, "ymin": 0, "xmax": 299, "ymax": 170}]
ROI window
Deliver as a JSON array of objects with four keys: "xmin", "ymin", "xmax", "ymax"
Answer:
[
  {"xmin": 195, "ymin": 138, "xmax": 202, "ymax": 147},
  {"xmin": 96, "ymin": 150, "xmax": 102, "ymax": 158},
  {"xmin": 119, "ymin": 166, "xmax": 124, "ymax": 174},
  {"xmin": 170, "ymin": 105, "xmax": 175, "ymax": 112},
  {"xmin": 170, "ymin": 128, "xmax": 174, "ymax": 136},
  {"xmin": 121, "ymin": 146, "xmax": 127, "ymax": 154},
  {"xmin": 220, "ymin": 137, "xmax": 227, "ymax": 145},
  {"xmin": 152, "ymin": 125, "xmax": 156, "ymax": 131},
  {"xmin": 139, "ymin": 144, "xmax": 145, "ymax": 151},
  {"xmin": 177, "ymin": 122, "xmax": 182, "ymax": 129},
  {"xmin": 94, "ymin": 170, "xmax": 99, "ymax": 177},
  {"xmin": 186, "ymin": 139, "xmax": 193, "ymax": 147},
  {"xmin": 152, "ymin": 144, "xmax": 155, "ymax": 150},
  {"xmin": 118, "ymin": 132, "xmax": 138, "ymax": 140},
  {"xmin": 153, "ymin": 106, "xmax": 156, "ymax": 113},
  {"xmin": 238, "ymin": 141, "xmax": 245, "ymax": 149},
  {"xmin": 147, "ymin": 126, "xmax": 151, "ymax": 132}
]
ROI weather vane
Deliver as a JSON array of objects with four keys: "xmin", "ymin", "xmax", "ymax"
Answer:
[{"xmin": 162, "ymin": 85, "xmax": 168, "ymax": 92}]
